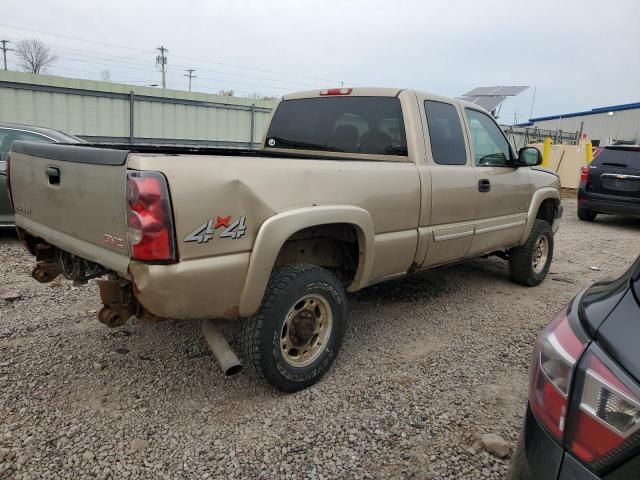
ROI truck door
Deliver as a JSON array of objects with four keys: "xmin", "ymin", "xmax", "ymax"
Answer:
[
  {"xmin": 418, "ymin": 99, "xmax": 478, "ymax": 267},
  {"xmin": 462, "ymin": 108, "xmax": 531, "ymax": 256}
]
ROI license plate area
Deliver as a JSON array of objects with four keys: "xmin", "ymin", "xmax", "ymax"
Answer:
[{"xmin": 601, "ymin": 175, "xmax": 640, "ymax": 193}]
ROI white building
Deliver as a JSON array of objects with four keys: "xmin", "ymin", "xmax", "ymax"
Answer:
[{"xmin": 522, "ymin": 102, "xmax": 640, "ymax": 146}]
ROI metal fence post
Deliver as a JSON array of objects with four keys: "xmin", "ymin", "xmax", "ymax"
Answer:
[
  {"xmin": 129, "ymin": 91, "xmax": 135, "ymax": 144},
  {"xmin": 250, "ymin": 103, "xmax": 256, "ymax": 150}
]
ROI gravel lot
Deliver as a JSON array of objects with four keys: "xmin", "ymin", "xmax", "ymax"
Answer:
[{"xmin": 1, "ymin": 199, "xmax": 639, "ymax": 480}]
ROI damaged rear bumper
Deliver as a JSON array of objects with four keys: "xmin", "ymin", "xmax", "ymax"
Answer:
[{"xmin": 129, "ymin": 252, "xmax": 250, "ymax": 320}]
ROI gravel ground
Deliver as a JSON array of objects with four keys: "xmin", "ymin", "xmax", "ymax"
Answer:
[{"xmin": 1, "ymin": 199, "xmax": 639, "ymax": 480}]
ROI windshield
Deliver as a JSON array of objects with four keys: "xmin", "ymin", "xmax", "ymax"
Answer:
[{"xmin": 265, "ymin": 96, "xmax": 408, "ymax": 156}]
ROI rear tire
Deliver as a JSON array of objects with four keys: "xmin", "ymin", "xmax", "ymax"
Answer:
[
  {"xmin": 240, "ymin": 264, "xmax": 347, "ymax": 392},
  {"xmin": 509, "ymin": 219, "xmax": 554, "ymax": 287},
  {"xmin": 577, "ymin": 207, "xmax": 597, "ymax": 222}
]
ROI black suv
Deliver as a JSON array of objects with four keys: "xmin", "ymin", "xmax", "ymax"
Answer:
[
  {"xmin": 508, "ymin": 255, "xmax": 640, "ymax": 479},
  {"xmin": 578, "ymin": 146, "xmax": 640, "ymax": 221}
]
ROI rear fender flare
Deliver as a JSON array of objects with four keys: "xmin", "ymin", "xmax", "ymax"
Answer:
[
  {"xmin": 238, "ymin": 206, "xmax": 375, "ymax": 317},
  {"xmin": 519, "ymin": 188, "xmax": 560, "ymax": 245}
]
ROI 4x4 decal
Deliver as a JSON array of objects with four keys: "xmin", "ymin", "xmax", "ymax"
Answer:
[{"xmin": 184, "ymin": 215, "xmax": 247, "ymax": 244}]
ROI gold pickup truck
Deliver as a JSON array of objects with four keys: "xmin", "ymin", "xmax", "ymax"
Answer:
[{"xmin": 8, "ymin": 87, "xmax": 562, "ymax": 391}]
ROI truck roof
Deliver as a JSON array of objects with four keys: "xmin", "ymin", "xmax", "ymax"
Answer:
[{"xmin": 282, "ymin": 88, "xmax": 490, "ymax": 114}]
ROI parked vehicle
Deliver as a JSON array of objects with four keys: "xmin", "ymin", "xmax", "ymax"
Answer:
[
  {"xmin": 578, "ymin": 146, "xmax": 640, "ymax": 221},
  {"xmin": 0, "ymin": 123, "xmax": 83, "ymax": 227},
  {"xmin": 8, "ymin": 88, "xmax": 562, "ymax": 391},
  {"xmin": 508, "ymin": 255, "xmax": 640, "ymax": 480}
]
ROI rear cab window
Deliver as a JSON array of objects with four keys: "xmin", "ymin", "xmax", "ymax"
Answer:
[
  {"xmin": 424, "ymin": 100, "xmax": 467, "ymax": 165},
  {"xmin": 265, "ymin": 97, "xmax": 408, "ymax": 157}
]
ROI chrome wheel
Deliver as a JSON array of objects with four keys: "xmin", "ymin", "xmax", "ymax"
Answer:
[
  {"xmin": 532, "ymin": 235, "xmax": 549, "ymax": 274},
  {"xmin": 280, "ymin": 294, "xmax": 333, "ymax": 368}
]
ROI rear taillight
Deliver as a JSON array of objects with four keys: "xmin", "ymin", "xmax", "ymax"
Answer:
[
  {"xmin": 320, "ymin": 88, "xmax": 352, "ymax": 96},
  {"xmin": 580, "ymin": 166, "xmax": 589, "ymax": 185},
  {"xmin": 566, "ymin": 348, "xmax": 640, "ymax": 469},
  {"xmin": 529, "ymin": 308, "xmax": 588, "ymax": 440},
  {"xmin": 529, "ymin": 303, "xmax": 640, "ymax": 473},
  {"xmin": 126, "ymin": 171, "xmax": 176, "ymax": 262}
]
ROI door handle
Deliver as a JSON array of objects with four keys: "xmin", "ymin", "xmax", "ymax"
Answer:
[
  {"xmin": 478, "ymin": 179, "xmax": 491, "ymax": 193},
  {"xmin": 46, "ymin": 166, "xmax": 60, "ymax": 186}
]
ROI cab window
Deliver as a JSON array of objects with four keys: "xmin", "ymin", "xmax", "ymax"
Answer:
[
  {"xmin": 424, "ymin": 101, "xmax": 467, "ymax": 166},
  {"xmin": 465, "ymin": 109, "xmax": 512, "ymax": 166}
]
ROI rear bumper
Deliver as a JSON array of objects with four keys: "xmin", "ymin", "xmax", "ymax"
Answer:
[
  {"xmin": 508, "ymin": 405, "xmax": 600, "ymax": 480},
  {"xmin": 129, "ymin": 252, "xmax": 250, "ymax": 320},
  {"xmin": 578, "ymin": 188, "xmax": 640, "ymax": 217}
]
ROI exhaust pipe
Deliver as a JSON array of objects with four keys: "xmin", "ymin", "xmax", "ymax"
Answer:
[{"xmin": 202, "ymin": 320, "xmax": 243, "ymax": 376}]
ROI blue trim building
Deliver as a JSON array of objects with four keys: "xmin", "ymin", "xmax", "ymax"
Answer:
[{"xmin": 517, "ymin": 102, "xmax": 640, "ymax": 146}]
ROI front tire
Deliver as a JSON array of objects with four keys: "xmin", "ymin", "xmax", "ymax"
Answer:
[
  {"xmin": 240, "ymin": 264, "xmax": 347, "ymax": 392},
  {"xmin": 577, "ymin": 207, "xmax": 597, "ymax": 222},
  {"xmin": 509, "ymin": 219, "xmax": 554, "ymax": 286}
]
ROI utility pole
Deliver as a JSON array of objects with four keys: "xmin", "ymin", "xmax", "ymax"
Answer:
[
  {"xmin": 184, "ymin": 68, "xmax": 196, "ymax": 92},
  {"xmin": 0, "ymin": 40, "xmax": 12, "ymax": 71},
  {"xmin": 155, "ymin": 46, "xmax": 168, "ymax": 89}
]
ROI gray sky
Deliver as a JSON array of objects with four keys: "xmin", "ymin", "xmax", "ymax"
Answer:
[{"xmin": 2, "ymin": 0, "xmax": 639, "ymax": 124}]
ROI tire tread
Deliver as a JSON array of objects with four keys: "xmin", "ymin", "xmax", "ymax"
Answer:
[
  {"xmin": 509, "ymin": 219, "xmax": 553, "ymax": 287},
  {"xmin": 239, "ymin": 264, "xmax": 343, "ymax": 390}
]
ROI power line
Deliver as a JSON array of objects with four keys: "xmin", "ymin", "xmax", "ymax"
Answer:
[
  {"xmin": 54, "ymin": 47, "xmax": 322, "ymax": 90},
  {"xmin": 5, "ymin": 45, "xmax": 296, "ymax": 95},
  {"xmin": 155, "ymin": 46, "xmax": 168, "ymax": 89},
  {"xmin": 0, "ymin": 23, "xmax": 148, "ymax": 53},
  {"xmin": 1, "ymin": 24, "xmax": 338, "ymax": 96},
  {"xmin": 46, "ymin": 43, "xmax": 156, "ymax": 63},
  {"xmin": 56, "ymin": 45, "xmax": 322, "ymax": 87},
  {"xmin": 184, "ymin": 68, "xmax": 196, "ymax": 92},
  {"xmin": 0, "ymin": 23, "xmax": 351, "ymax": 85},
  {"xmin": 52, "ymin": 53, "xmax": 308, "ymax": 92},
  {"xmin": 171, "ymin": 52, "xmax": 340, "ymax": 84}
]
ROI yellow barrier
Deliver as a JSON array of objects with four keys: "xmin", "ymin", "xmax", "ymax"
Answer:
[
  {"xmin": 542, "ymin": 137, "xmax": 551, "ymax": 167},
  {"xmin": 586, "ymin": 142, "xmax": 593, "ymax": 164}
]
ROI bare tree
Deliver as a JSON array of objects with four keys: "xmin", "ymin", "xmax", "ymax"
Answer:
[
  {"xmin": 218, "ymin": 89, "xmax": 234, "ymax": 97},
  {"xmin": 14, "ymin": 39, "xmax": 57, "ymax": 74},
  {"xmin": 100, "ymin": 69, "xmax": 111, "ymax": 82}
]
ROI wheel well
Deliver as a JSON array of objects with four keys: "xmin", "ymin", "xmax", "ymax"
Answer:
[
  {"xmin": 274, "ymin": 223, "xmax": 360, "ymax": 285},
  {"xmin": 536, "ymin": 199, "xmax": 557, "ymax": 225}
]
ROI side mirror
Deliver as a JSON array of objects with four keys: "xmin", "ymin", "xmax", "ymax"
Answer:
[{"xmin": 516, "ymin": 147, "xmax": 542, "ymax": 167}]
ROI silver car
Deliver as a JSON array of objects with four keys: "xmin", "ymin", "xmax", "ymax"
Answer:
[{"xmin": 0, "ymin": 123, "xmax": 83, "ymax": 227}]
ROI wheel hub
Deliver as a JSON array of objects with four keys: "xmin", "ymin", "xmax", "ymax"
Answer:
[
  {"xmin": 532, "ymin": 235, "xmax": 549, "ymax": 274},
  {"xmin": 280, "ymin": 294, "xmax": 333, "ymax": 368},
  {"xmin": 289, "ymin": 312, "xmax": 316, "ymax": 345}
]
